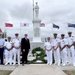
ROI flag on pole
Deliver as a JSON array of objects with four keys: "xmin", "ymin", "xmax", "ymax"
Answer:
[
  {"xmin": 53, "ymin": 23, "xmax": 59, "ymax": 29},
  {"xmin": 40, "ymin": 23, "xmax": 45, "ymax": 27},
  {"xmin": 20, "ymin": 23, "xmax": 29, "ymax": 27},
  {"xmin": 68, "ymin": 23, "xmax": 75, "ymax": 28},
  {"xmin": 5, "ymin": 23, "xmax": 13, "ymax": 27}
]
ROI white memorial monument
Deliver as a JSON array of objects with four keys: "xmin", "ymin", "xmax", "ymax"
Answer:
[
  {"xmin": 32, "ymin": 2, "xmax": 41, "ymax": 42},
  {"xmin": 31, "ymin": 2, "xmax": 44, "ymax": 50}
]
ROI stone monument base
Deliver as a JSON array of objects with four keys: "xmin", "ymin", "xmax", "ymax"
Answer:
[
  {"xmin": 33, "ymin": 37, "xmax": 41, "ymax": 42},
  {"xmin": 30, "ymin": 42, "xmax": 44, "ymax": 51},
  {"xmin": 28, "ymin": 42, "xmax": 45, "ymax": 63}
]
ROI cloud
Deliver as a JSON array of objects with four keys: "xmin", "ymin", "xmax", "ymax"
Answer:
[
  {"xmin": 9, "ymin": 2, "xmax": 33, "ymax": 21},
  {"xmin": 0, "ymin": 10, "xmax": 8, "ymax": 28},
  {"xmin": 0, "ymin": 0, "xmax": 75, "ymax": 24},
  {"xmin": 39, "ymin": 0, "xmax": 75, "ymax": 23}
]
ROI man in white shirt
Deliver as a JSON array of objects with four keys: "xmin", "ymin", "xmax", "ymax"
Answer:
[
  {"xmin": 12, "ymin": 33, "xmax": 21, "ymax": 65},
  {"xmin": 60, "ymin": 34, "xmax": 68, "ymax": 66},
  {"xmin": 52, "ymin": 33, "xmax": 60, "ymax": 66},
  {"xmin": 4, "ymin": 37, "xmax": 13, "ymax": 65},
  {"xmin": 44, "ymin": 37, "xmax": 53, "ymax": 65},
  {"xmin": 67, "ymin": 32, "xmax": 75, "ymax": 66}
]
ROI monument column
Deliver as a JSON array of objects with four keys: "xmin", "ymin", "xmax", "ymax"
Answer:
[
  {"xmin": 32, "ymin": 2, "xmax": 41, "ymax": 42},
  {"xmin": 31, "ymin": 2, "xmax": 44, "ymax": 51}
]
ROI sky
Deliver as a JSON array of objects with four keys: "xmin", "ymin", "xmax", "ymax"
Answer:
[{"xmin": 0, "ymin": 0, "xmax": 75, "ymax": 38}]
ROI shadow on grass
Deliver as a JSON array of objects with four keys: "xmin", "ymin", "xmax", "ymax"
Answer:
[
  {"xmin": 63, "ymin": 70, "xmax": 75, "ymax": 75},
  {"xmin": 0, "ymin": 70, "xmax": 12, "ymax": 75}
]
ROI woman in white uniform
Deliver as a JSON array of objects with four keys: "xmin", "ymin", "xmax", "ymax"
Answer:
[
  {"xmin": 12, "ymin": 33, "xmax": 21, "ymax": 65},
  {"xmin": 4, "ymin": 37, "xmax": 13, "ymax": 65},
  {"xmin": 44, "ymin": 37, "xmax": 53, "ymax": 65}
]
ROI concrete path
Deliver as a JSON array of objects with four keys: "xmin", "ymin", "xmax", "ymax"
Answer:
[
  {"xmin": 10, "ymin": 64, "xmax": 66, "ymax": 75},
  {"xmin": 0, "ymin": 64, "xmax": 75, "ymax": 71}
]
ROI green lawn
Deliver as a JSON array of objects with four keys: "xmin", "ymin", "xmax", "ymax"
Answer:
[
  {"xmin": 0, "ymin": 70, "xmax": 12, "ymax": 75},
  {"xmin": 63, "ymin": 70, "xmax": 75, "ymax": 75},
  {"xmin": 0, "ymin": 70, "xmax": 75, "ymax": 75}
]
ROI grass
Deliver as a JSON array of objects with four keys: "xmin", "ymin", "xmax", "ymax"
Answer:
[
  {"xmin": 63, "ymin": 70, "xmax": 75, "ymax": 75},
  {"xmin": 0, "ymin": 70, "xmax": 75, "ymax": 75},
  {"xmin": 0, "ymin": 70, "xmax": 12, "ymax": 75}
]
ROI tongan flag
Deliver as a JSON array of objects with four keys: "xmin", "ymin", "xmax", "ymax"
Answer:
[
  {"xmin": 5, "ymin": 23, "xmax": 13, "ymax": 27},
  {"xmin": 20, "ymin": 23, "xmax": 29, "ymax": 27},
  {"xmin": 68, "ymin": 23, "xmax": 75, "ymax": 28},
  {"xmin": 40, "ymin": 23, "xmax": 45, "ymax": 27},
  {"xmin": 53, "ymin": 23, "xmax": 59, "ymax": 29}
]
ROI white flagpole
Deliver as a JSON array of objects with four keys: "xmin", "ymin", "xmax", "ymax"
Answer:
[
  {"xmin": 20, "ymin": 23, "xmax": 21, "ymax": 39},
  {"xmin": 4, "ymin": 23, "xmax": 7, "ymax": 38},
  {"xmin": 52, "ymin": 23, "xmax": 54, "ymax": 35},
  {"xmin": 33, "ymin": 0, "xmax": 34, "ymax": 20},
  {"xmin": 4, "ymin": 29, "xmax": 7, "ymax": 38}
]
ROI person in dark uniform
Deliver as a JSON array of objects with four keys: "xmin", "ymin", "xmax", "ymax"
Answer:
[
  {"xmin": 21, "ymin": 34, "xmax": 30, "ymax": 66},
  {"xmin": 0, "ymin": 33, "xmax": 4, "ymax": 65}
]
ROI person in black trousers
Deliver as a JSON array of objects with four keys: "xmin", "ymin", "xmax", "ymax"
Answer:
[
  {"xmin": 21, "ymin": 34, "xmax": 30, "ymax": 66},
  {"xmin": 0, "ymin": 33, "xmax": 4, "ymax": 65}
]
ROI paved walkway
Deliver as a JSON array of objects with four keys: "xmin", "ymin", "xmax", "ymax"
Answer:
[
  {"xmin": 0, "ymin": 64, "xmax": 75, "ymax": 75},
  {"xmin": 0, "ymin": 64, "xmax": 75, "ymax": 71},
  {"xmin": 10, "ymin": 64, "xmax": 66, "ymax": 75}
]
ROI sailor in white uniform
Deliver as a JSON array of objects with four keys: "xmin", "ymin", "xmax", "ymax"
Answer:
[
  {"xmin": 12, "ymin": 33, "xmax": 21, "ymax": 65},
  {"xmin": 4, "ymin": 37, "xmax": 13, "ymax": 65},
  {"xmin": 67, "ymin": 32, "xmax": 75, "ymax": 66},
  {"xmin": 44, "ymin": 37, "xmax": 53, "ymax": 65},
  {"xmin": 60, "ymin": 34, "xmax": 68, "ymax": 66},
  {"xmin": 52, "ymin": 33, "xmax": 60, "ymax": 66}
]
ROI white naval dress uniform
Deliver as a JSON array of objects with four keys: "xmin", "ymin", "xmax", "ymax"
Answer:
[
  {"xmin": 12, "ymin": 38, "xmax": 20, "ymax": 65},
  {"xmin": 67, "ymin": 37, "xmax": 75, "ymax": 66},
  {"xmin": 4, "ymin": 41, "xmax": 13, "ymax": 65},
  {"xmin": 52, "ymin": 38, "xmax": 60, "ymax": 65},
  {"xmin": 60, "ymin": 38, "xmax": 68, "ymax": 66},
  {"xmin": 44, "ymin": 41, "xmax": 52, "ymax": 65}
]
